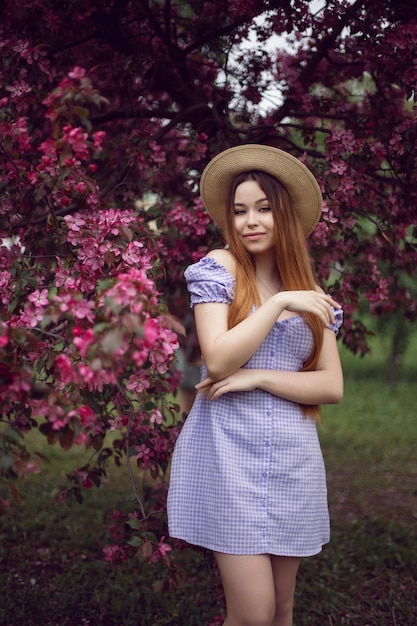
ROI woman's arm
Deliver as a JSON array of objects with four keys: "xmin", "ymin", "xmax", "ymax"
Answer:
[
  {"xmin": 197, "ymin": 328, "xmax": 344, "ymax": 405},
  {"xmin": 195, "ymin": 251, "xmax": 342, "ymax": 381}
]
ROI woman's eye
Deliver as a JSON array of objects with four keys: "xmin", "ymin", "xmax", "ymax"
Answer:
[
  {"xmin": 234, "ymin": 209, "xmax": 245, "ymax": 215},
  {"xmin": 259, "ymin": 206, "xmax": 270, "ymax": 212}
]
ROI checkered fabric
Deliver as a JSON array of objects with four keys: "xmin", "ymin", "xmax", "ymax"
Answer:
[{"xmin": 167, "ymin": 257, "xmax": 343, "ymax": 557}]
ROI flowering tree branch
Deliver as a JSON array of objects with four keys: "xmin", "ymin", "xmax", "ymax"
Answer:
[{"xmin": 0, "ymin": 0, "xmax": 416, "ymax": 583}]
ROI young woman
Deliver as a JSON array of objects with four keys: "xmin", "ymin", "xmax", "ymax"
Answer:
[{"xmin": 167, "ymin": 144, "xmax": 344, "ymax": 626}]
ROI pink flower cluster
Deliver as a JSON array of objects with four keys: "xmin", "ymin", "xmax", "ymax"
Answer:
[
  {"xmin": 165, "ymin": 198, "xmax": 211, "ymax": 238},
  {"xmin": 2, "ymin": 193, "xmax": 180, "ymax": 512}
]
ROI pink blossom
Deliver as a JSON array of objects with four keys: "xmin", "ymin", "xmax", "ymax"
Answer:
[
  {"xmin": 75, "ymin": 181, "xmax": 87, "ymax": 193},
  {"xmin": 130, "ymin": 340, "xmax": 149, "ymax": 365},
  {"xmin": 149, "ymin": 141, "xmax": 166, "ymax": 164},
  {"xmin": 121, "ymin": 241, "xmax": 144, "ymax": 265},
  {"xmin": 71, "ymin": 300, "xmax": 95, "ymax": 323},
  {"xmin": 0, "ymin": 323, "xmax": 8, "ymax": 348},
  {"xmin": 136, "ymin": 443, "xmax": 151, "ymax": 459},
  {"xmin": 150, "ymin": 409, "xmax": 163, "ymax": 425},
  {"xmin": 27, "ymin": 171, "xmax": 38, "ymax": 184},
  {"xmin": 54, "ymin": 290, "xmax": 75, "ymax": 312},
  {"xmin": 366, "ymin": 277, "xmax": 389, "ymax": 303},
  {"xmin": 102, "ymin": 545, "xmax": 127, "ymax": 564},
  {"xmin": 13, "ymin": 40, "xmax": 30, "ymax": 56},
  {"xmin": 311, "ymin": 222, "xmax": 330, "ymax": 247},
  {"xmin": 13, "ymin": 458, "xmax": 41, "ymax": 478},
  {"xmin": 19, "ymin": 305, "xmax": 45, "ymax": 327},
  {"xmin": 38, "ymin": 138, "xmax": 57, "ymax": 158},
  {"xmin": 93, "ymin": 131, "xmax": 106, "ymax": 149},
  {"xmin": 68, "ymin": 66, "xmax": 86, "ymax": 80},
  {"xmin": 64, "ymin": 214, "xmax": 86, "ymax": 233},
  {"xmin": 28, "ymin": 288, "xmax": 49, "ymax": 307},
  {"xmin": 126, "ymin": 371, "xmax": 151, "ymax": 392},
  {"xmin": 73, "ymin": 327, "xmax": 95, "ymax": 357},
  {"xmin": 389, "ymin": 133, "xmax": 405, "ymax": 155},
  {"xmin": 69, "ymin": 405, "xmax": 103, "ymax": 435},
  {"xmin": 327, "ymin": 128, "xmax": 357, "ymax": 153},
  {"xmin": 5, "ymin": 374, "xmax": 31, "ymax": 401},
  {"xmin": 75, "ymin": 432, "xmax": 89, "ymax": 445},
  {"xmin": 11, "ymin": 117, "xmax": 31, "ymax": 151},
  {"xmin": 147, "ymin": 325, "xmax": 179, "ymax": 373},
  {"xmin": 330, "ymin": 160, "xmax": 347, "ymax": 175},
  {"xmin": 6, "ymin": 80, "xmax": 32, "ymax": 99},
  {"xmin": 31, "ymin": 401, "xmax": 68, "ymax": 430},
  {"xmin": 78, "ymin": 364, "xmax": 94, "ymax": 383},
  {"xmin": 108, "ymin": 413, "xmax": 128, "ymax": 431},
  {"xmin": 55, "ymin": 354, "xmax": 79, "ymax": 384},
  {"xmin": 144, "ymin": 317, "xmax": 159, "ymax": 347},
  {"xmin": 149, "ymin": 536, "xmax": 172, "ymax": 563},
  {"xmin": 322, "ymin": 205, "xmax": 339, "ymax": 225},
  {"xmin": 0, "ymin": 270, "xmax": 10, "ymax": 297},
  {"xmin": 62, "ymin": 125, "xmax": 89, "ymax": 159},
  {"xmin": 87, "ymin": 368, "xmax": 116, "ymax": 392},
  {"xmin": 76, "ymin": 246, "xmax": 103, "ymax": 273},
  {"xmin": 80, "ymin": 471, "xmax": 94, "ymax": 489}
]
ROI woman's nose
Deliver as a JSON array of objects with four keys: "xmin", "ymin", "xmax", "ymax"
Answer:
[{"xmin": 246, "ymin": 209, "xmax": 259, "ymax": 225}]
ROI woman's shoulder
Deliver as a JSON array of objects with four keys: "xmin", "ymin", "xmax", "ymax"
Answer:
[
  {"xmin": 184, "ymin": 249, "xmax": 235, "ymax": 306},
  {"xmin": 205, "ymin": 248, "xmax": 236, "ymax": 277}
]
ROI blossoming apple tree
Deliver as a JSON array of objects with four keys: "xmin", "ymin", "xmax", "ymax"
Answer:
[{"xmin": 1, "ymin": 0, "xmax": 416, "ymax": 574}]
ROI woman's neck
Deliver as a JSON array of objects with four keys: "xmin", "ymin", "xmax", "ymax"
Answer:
[
  {"xmin": 253, "ymin": 252, "xmax": 279, "ymax": 283},
  {"xmin": 254, "ymin": 256, "xmax": 281, "ymax": 297}
]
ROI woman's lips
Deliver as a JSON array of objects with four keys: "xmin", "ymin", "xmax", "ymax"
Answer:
[{"xmin": 244, "ymin": 233, "xmax": 265, "ymax": 241}]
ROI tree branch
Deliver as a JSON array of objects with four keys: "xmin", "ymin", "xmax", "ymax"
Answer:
[
  {"xmin": 272, "ymin": 0, "xmax": 368, "ymax": 124},
  {"xmin": 116, "ymin": 380, "xmax": 146, "ymax": 518}
]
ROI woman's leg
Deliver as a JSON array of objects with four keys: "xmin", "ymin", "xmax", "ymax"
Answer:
[
  {"xmin": 214, "ymin": 553, "xmax": 276, "ymax": 626},
  {"xmin": 214, "ymin": 552, "xmax": 301, "ymax": 626},
  {"xmin": 270, "ymin": 555, "xmax": 301, "ymax": 626}
]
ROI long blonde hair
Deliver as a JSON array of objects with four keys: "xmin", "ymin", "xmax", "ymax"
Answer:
[{"xmin": 225, "ymin": 171, "xmax": 323, "ymax": 420}]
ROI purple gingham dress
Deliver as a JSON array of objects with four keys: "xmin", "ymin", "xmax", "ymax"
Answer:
[{"xmin": 167, "ymin": 257, "xmax": 342, "ymax": 557}]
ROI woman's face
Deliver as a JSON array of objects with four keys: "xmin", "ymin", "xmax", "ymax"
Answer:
[{"xmin": 233, "ymin": 180, "xmax": 276, "ymax": 255}]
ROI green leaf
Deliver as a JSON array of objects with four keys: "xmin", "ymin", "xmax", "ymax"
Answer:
[
  {"xmin": 4, "ymin": 427, "xmax": 23, "ymax": 444},
  {"xmin": 0, "ymin": 454, "xmax": 15, "ymax": 471},
  {"xmin": 127, "ymin": 536, "xmax": 142, "ymax": 547},
  {"xmin": 126, "ymin": 517, "xmax": 141, "ymax": 530},
  {"xmin": 74, "ymin": 106, "xmax": 89, "ymax": 119}
]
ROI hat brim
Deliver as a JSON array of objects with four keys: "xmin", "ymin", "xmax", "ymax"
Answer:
[{"xmin": 200, "ymin": 144, "xmax": 322, "ymax": 237}]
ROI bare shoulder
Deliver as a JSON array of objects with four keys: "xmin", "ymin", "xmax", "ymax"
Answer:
[{"xmin": 205, "ymin": 248, "xmax": 236, "ymax": 277}]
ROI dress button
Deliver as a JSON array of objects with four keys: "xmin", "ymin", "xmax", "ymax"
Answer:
[
  {"xmin": 264, "ymin": 441, "xmax": 271, "ymax": 447},
  {"xmin": 266, "ymin": 410, "xmax": 271, "ymax": 416},
  {"xmin": 260, "ymin": 500, "xmax": 267, "ymax": 508},
  {"xmin": 262, "ymin": 472, "xmax": 268, "ymax": 478}
]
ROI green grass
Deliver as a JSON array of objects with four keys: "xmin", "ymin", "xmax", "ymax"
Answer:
[
  {"xmin": 299, "ymin": 335, "xmax": 417, "ymax": 626},
  {"xmin": 1, "ymin": 330, "xmax": 417, "ymax": 625}
]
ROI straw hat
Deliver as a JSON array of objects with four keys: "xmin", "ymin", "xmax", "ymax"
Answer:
[{"xmin": 200, "ymin": 144, "xmax": 322, "ymax": 237}]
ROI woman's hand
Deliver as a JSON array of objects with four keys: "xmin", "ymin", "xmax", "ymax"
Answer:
[
  {"xmin": 196, "ymin": 369, "xmax": 259, "ymax": 400},
  {"xmin": 275, "ymin": 290, "xmax": 341, "ymax": 327}
]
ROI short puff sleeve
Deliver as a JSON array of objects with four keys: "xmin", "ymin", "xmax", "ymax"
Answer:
[
  {"xmin": 184, "ymin": 257, "xmax": 235, "ymax": 308},
  {"xmin": 328, "ymin": 304, "xmax": 343, "ymax": 335}
]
